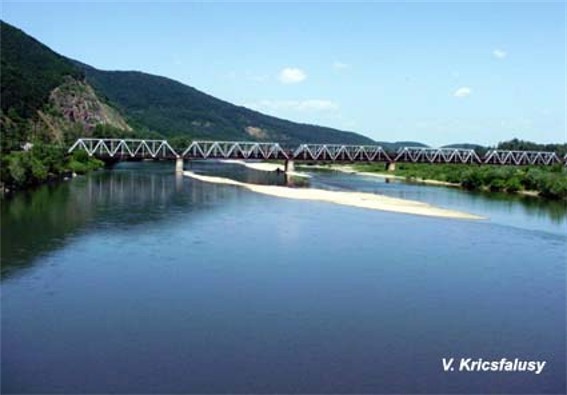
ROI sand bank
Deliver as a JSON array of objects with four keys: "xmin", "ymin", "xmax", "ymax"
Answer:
[
  {"xmin": 184, "ymin": 171, "xmax": 484, "ymax": 220},
  {"xmin": 218, "ymin": 159, "xmax": 310, "ymax": 178}
]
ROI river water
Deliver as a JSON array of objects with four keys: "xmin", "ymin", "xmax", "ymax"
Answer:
[{"xmin": 1, "ymin": 161, "xmax": 565, "ymax": 394}]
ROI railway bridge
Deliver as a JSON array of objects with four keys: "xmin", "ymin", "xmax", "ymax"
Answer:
[{"xmin": 68, "ymin": 138, "xmax": 566, "ymax": 173}]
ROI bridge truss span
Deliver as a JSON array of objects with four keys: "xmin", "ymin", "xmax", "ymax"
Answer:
[
  {"xmin": 68, "ymin": 138, "xmax": 564, "ymax": 166},
  {"xmin": 293, "ymin": 144, "xmax": 391, "ymax": 162},
  {"xmin": 395, "ymin": 147, "xmax": 482, "ymax": 164},
  {"xmin": 68, "ymin": 138, "xmax": 178, "ymax": 159},
  {"xmin": 182, "ymin": 141, "xmax": 290, "ymax": 160},
  {"xmin": 483, "ymin": 150, "xmax": 561, "ymax": 166}
]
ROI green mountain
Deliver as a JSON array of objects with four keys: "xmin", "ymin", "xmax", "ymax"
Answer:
[
  {"xmin": 1, "ymin": 20, "xmax": 374, "ymax": 147},
  {"xmin": 0, "ymin": 21, "xmax": 83, "ymax": 119},
  {"xmin": 0, "ymin": 21, "xmax": 132, "ymax": 151},
  {"xmin": 78, "ymin": 64, "xmax": 375, "ymax": 145}
]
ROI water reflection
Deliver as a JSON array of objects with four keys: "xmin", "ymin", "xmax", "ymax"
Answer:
[
  {"xmin": 2, "ymin": 162, "xmax": 565, "ymax": 278},
  {"xmin": 1, "ymin": 182, "xmax": 92, "ymax": 277},
  {"xmin": 1, "ymin": 162, "xmax": 262, "ymax": 278}
]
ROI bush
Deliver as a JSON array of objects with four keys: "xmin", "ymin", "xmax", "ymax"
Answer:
[
  {"xmin": 31, "ymin": 142, "xmax": 66, "ymax": 174},
  {"xmin": 66, "ymin": 160, "xmax": 88, "ymax": 174},
  {"xmin": 538, "ymin": 174, "xmax": 567, "ymax": 199},
  {"xmin": 6, "ymin": 152, "xmax": 29, "ymax": 186},
  {"xmin": 30, "ymin": 156, "xmax": 48, "ymax": 181},
  {"xmin": 461, "ymin": 170, "xmax": 483, "ymax": 190},
  {"xmin": 1, "ymin": 144, "xmax": 104, "ymax": 189},
  {"xmin": 504, "ymin": 177, "xmax": 522, "ymax": 193},
  {"xmin": 488, "ymin": 177, "xmax": 506, "ymax": 192}
]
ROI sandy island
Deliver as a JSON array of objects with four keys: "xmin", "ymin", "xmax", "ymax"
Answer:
[
  {"xmin": 184, "ymin": 170, "xmax": 485, "ymax": 220},
  {"xmin": 218, "ymin": 159, "xmax": 310, "ymax": 178}
]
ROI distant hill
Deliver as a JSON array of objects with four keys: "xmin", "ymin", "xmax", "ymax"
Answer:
[
  {"xmin": 375, "ymin": 141, "xmax": 429, "ymax": 151},
  {"xmin": 441, "ymin": 143, "xmax": 485, "ymax": 150},
  {"xmin": 78, "ymin": 64, "xmax": 375, "ymax": 145},
  {"xmin": 1, "ymin": 20, "xmax": 374, "ymax": 148}
]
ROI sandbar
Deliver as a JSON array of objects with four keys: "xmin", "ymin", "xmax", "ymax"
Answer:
[
  {"xmin": 184, "ymin": 170, "xmax": 485, "ymax": 220},
  {"xmin": 218, "ymin": 159, "xmax": 310, "ymax": 178}
]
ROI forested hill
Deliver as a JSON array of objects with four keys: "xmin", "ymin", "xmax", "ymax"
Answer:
[
  {"xmin": 1, "ymin": 19, "xmax": 374, "ymax": 146},
  {"xmin": 0, "ymin": 21, "xmax": 84, "ymax": 119},
  {"xmin": 1, "ymin": 21, "xmax": 133, "ymax": 190},
  {"xmin": 78, "ymin": 64, "xmax": 375, "ymax": 144},
  {"xmin": 0, "ymin": 21, "xmax": 132, "ymax": 147}
]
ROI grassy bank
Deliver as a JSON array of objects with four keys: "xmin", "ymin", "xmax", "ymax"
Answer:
[
  {"xmin": 351, "ymin": 163, "xmax": 567, "ymax": 200},
  {"xmin": 1, "ymin": 143, "xmax": 104, "ymax": 193}
]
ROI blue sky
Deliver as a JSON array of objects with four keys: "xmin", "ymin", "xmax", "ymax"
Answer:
[{"xmin": 2, "ymin": 1, "xmax": 565, "ymax": 146}]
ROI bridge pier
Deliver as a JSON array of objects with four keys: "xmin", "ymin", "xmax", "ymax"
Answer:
[
  {"xmin": 175, "ymin": 157, "xmax": 184, "ymax": 173},
  {"xmin": 284, "ymin": 159, "xmax": 295, "ymax": 173},
  {"xmin": 386, "ymin": 162, "xmax": 396, "ymax": 172}
]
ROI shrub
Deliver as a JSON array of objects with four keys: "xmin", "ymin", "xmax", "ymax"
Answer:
[
  {"xmin": 461, "ymin": 170, "xmax": 483, "ymax": 190},
  {"xmin": 504, "ymin": 177, "xmax": 522, "ymax": 193}
]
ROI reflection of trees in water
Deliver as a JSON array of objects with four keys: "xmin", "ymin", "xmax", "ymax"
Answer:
[
  {"xmin": 1, "ymin": 182, "xmax": 93, "ymax": 278},
  {"xmin": 82, "ymin": 169, "xmax": 251, "ymax": 227},
  {"xmin": 471, "ymin": 190, "xmax": 567, "ymax": 224},
  {"xmin": 0, "ymin": 167, "xmax": 249, "ymax": 278},
  {"xmin": 517, "ymin": 196, "xmax": 567, "ymax": 224}
]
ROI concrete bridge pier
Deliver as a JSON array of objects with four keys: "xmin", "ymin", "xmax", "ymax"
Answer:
[
  {"xmin": 284, "ymin": 159, "xmax": 295, "ymax": 173},
  {"xmin": 386, "ymin": 162, "xmax": 396, "ymax": 172},
  {"xmin": 175, "ymin": 157, "xmax": 184, "ymax": 173}
]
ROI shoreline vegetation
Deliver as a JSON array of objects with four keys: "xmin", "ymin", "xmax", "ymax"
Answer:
[
  {"xmin": 183, "ymin": 170, "xmax": 485, "ymax": 220},
  {"xmin": 0, "ymin": 143, "xmax": 104, "ymax": 195},
  {"xmin": 300, "ymin": 163, "xmax": 567, "ymax": 200}
]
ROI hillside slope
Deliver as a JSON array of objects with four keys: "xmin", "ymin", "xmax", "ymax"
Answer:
[
  {"xmin": 0, "ymin": 21, "xmax": 83, "ymax": 119},
  {"xmin": 79, "ymin": 65, "xmax": 375, "ymax": 145},
  {"xmin": 1, "ymin": 20, "xmax": 374, "ymax": 146},
  {"xmin": 0, "ymin": 21, "xmax": 132, "ymax": 149}
]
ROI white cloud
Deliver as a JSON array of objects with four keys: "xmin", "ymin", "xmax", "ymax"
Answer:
[
  {"xmin": 492, "ymin": 49, "xmax": 507, "ymax": 59},
  {"xmin": 246, "ymin": 99, "xmax": 339, "ymax": 112},
  {"xmin": 453, "ymin": 87, "xmax": 472, "ymax": 98},
  {"xmin": 333, "ymin": 61, "xmax": 350, "ymax": 71},
  {"xmin": 278, "ymin": 67, "xmax": 306, "ymax": 84}
]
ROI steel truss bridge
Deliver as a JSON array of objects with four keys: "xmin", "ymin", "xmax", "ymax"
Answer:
[{"xmin": 69, "ymin": 138, "xmax": 566, "ymax": 167}]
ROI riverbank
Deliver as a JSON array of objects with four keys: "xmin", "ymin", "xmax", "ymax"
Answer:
[
  {"xmin": 301, "ymin": 163, "xmax": 567, "ymax": 200},
  {"xmin": 184, "ymin": 170, "xmax": 484, "ymax": 220},
  {"xmin": 301, "ymin": 164, "xmax": 460, "ymax": 187},
  {"xmin": 1, "ymin": 144, "xmax": 104, "ymax": 196}
]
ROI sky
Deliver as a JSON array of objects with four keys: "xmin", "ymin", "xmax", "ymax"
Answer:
[{"xmin": 1, "ymin": 1, "xmax": 566, "ymax": 146}]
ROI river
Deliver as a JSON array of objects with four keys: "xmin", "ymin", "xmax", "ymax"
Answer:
[{"xmin": 1, "ymin": 161, "xmax": 565, "ymax": 394}]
